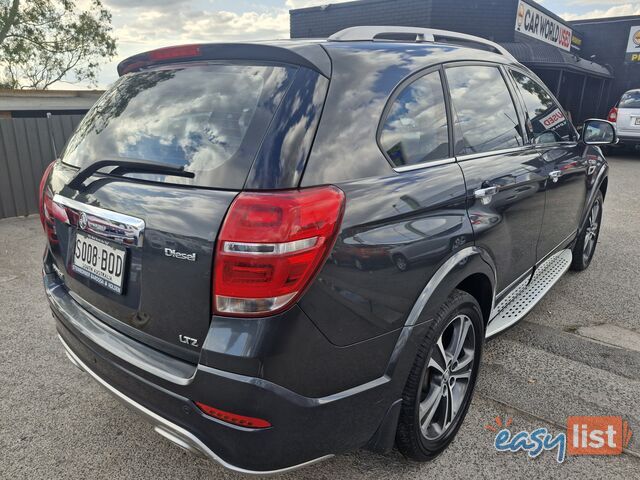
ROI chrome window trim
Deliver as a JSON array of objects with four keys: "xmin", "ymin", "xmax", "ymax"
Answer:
[
  {"xmin": 393, "ymin": 157, "xmax": 456, "ymax": 172},
  {"xmin": 53, "ymin": 194, "xmax": 145, "ymax": 247},
  {"xmin": 455, "ymin": 145, "xmax": 535, "ymax": 162}
]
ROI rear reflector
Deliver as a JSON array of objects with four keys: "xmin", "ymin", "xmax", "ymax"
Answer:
[
  {"xmin": 194, "ymin": 401, "xmax": 271, "ymax": 429},
  {"xmin": 213, "ymin": 186, "xmax": 345, "ymax": 317}
]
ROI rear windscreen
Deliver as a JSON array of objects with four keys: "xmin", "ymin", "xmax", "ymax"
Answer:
[
  {"xmin": 62, "ymin": 63, "xmax": 297, "ymax": 189},
  {"xmin": 620, "ymin": 91, "xmax": 640, "ymax": 109}
]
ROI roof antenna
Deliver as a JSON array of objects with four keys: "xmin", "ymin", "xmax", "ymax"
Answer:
[{"xmin": 46, "ymin": 112, "xmax": 58, "ymax": 158}]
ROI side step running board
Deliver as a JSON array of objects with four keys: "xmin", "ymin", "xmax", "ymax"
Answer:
[{"xmin": 486, "ymin": 249, "xmax": 573, "ymax": 338}]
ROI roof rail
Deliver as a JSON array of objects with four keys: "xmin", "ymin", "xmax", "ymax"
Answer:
[{"xmin": 327, "ymin": 26, "xmax": 517, "ymax": 61}]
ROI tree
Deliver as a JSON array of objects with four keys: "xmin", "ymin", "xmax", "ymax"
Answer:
[{"xmin": 0, "ymin": 0, "xmax": 116, "ymax": 89}]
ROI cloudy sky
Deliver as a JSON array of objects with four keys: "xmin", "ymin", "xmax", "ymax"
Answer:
[{"xmin": 71, "ymin": 0, "xmax": 640, "ymax": 89}]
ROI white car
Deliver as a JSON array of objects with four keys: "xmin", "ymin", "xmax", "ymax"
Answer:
[{"xmin": 608, "ymin": 89, "xmax": 640, "ymax": 151}]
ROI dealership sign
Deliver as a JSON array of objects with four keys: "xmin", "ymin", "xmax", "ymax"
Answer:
[
  {"xmin": 625, "ymin": 26, "xmax": 640, "ymax": 63},
  {"xmin": 515, "ymin": 1, "xmax": 572, "ymax": 52}
]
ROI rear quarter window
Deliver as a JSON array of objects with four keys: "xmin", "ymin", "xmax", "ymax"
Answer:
[
  {"xmin": 620, "ymin": 91, "xmax": 640, "ymax": 109},
  {"xmin": 62, "ymin": 63, "xmax": 297, "ymax": 189},
  {"xmin": 379, "ymin": 71, "xmax": 450, "ymax": 168}
]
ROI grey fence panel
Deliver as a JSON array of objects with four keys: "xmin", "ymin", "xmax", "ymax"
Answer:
[
  {"xmin": 0, "ymin": 114, "xmax": 83, "ymax": 220},
  {"xmin": 14, "ymin": 119, "xmax": 38, "ymax": 215},
  {"xmin": 0, "ymin": 122, "xmax": 15, "ymax": 219}
]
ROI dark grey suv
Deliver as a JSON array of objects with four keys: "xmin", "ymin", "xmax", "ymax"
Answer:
[{"xmin": 41, "ymin": 27, "xmax": 616, "ymax": 474}]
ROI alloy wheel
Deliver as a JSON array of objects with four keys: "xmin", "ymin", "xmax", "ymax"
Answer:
[
  {"xmin": 418, "ymin": 314, "xmax": 476, "ymax": 441},
  {"xmin": 583, "ymin": 199, "xmax": 601, "ymax": 263}
]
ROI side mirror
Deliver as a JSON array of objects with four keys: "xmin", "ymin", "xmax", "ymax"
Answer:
[{"xmin": 581, "ymin": 119, "xmax": 617, "ymax": 145}]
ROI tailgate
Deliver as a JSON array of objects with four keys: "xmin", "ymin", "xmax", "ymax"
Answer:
[
  {"xmin": 617, "ymin": 108, "xmax": 640, "ymax": 135},
  {"xmin": 46, "ymin": 163, "xmax": 236, "ymax": 360},
  {"xmin": 41, "ymin": 61, "xmax": 306, "ymax": 361}
]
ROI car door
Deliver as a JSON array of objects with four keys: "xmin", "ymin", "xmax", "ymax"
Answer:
[
  {"xmin": 445, "ymin": 63, "xmax": 546, "ymax": 294},
  {"xmin": 508, "ymin": 69, "xmax": 589, "ymax": 259}
]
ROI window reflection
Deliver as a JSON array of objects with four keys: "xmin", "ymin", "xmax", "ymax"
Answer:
[
  {"xmin": 510, "ymin": 70, "xmax": 574, "ymax": 143},
  {"xmin": 380, "ymin": 72, "xmax": 449, "ymax": 167},
  {"xmin": 62, "ymin": 64, "xmax": 294, "ymax": 188},
  {"xmin": 446, "ymin": 66, "xmax": 523, "ymax": 155}
]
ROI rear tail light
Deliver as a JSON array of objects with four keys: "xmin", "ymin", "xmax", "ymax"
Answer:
[
  {"xmin": 38, "ymin": 161, "xmax": 56, "ymax": 229},
  {"xmin": 608, "ymin": 107, "xmax": 618, "ymax": 123},
  {"xmin": 39, "ymin": 161, "xmax": 68, "ymax": 243},
  {"xmin": 213, "ymin": 186, "xmax": 345, "ymax": 317},
  {"xmin": 195, "ymin": 401, "xmax": 271, "ymax": 429}
]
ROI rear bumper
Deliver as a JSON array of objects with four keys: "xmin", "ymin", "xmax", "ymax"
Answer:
[
  {"xmin": 45, "ymin": 268, "xmax": 416, "ymax": 473},
  {"xmin": 615, "ymin": 134, "xmax": 640, "ymax": 146},
  {"xmin": 57, "ymin": 334, "xmax": 332, "ymax": 474}
]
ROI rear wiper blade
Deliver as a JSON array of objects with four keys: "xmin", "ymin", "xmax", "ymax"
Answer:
[{"xmin": 68, "ymin": 158, "xmax": 195, "ymax": 190}]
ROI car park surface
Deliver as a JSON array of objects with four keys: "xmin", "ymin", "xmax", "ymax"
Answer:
[{"xmin": 2, "ymin": 154, "xmax": 639, "ymax": 479}]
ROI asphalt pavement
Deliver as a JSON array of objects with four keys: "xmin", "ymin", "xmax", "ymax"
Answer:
[{"xmin": 1, "ymin": 154, "xmax": 639, "ymax": 479}]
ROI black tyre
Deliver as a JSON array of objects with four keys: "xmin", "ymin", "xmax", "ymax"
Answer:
[
  {"xmin": 393, "ymin": 254, "xmax": 409, "ymax": 272},
  {"xmin": 396, "ymin": 289, "xmax": 484, "ymax": 461},
  {"xmin": 571, "ymin": 190, "xmax": 603, "ymax": 271}
]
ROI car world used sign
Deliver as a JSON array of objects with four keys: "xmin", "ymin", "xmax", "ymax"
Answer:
[
  {"xmin": 626, "ymin": 26, "xmax": 640, "ymax": 63},
  {"xmin": 515, "ymin": 0, "xmax": 572, "ymax": 52}
]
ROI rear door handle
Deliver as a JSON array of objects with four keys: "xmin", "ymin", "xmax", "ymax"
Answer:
[
  {"xmin": 549, "ymin": 170, "xmax": 562, "ymax": 183},
  {"xmin": 474, "ymin": 186, "xmax": 499, "ymax": 205}
]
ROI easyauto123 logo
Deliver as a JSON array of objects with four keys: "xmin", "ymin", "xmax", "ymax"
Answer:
[{"xmin": 486, "ymin": 416, "xmax": 633, "ymax": 463}]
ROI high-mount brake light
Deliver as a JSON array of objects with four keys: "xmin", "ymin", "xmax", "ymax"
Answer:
[
  {"xmin": 213, "ymin": 186, "xmax": 345, "ymax": 317},
  {"xmin": 119, "ymin": 45, "xmax": 203, "ymax": 75},
  {"xmin": 148, "ymin": 45, "xmax": 202, "ymax": 61}
]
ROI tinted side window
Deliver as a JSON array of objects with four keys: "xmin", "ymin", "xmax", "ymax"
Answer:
[
  {"xmin": 620, "ymin": 90, "xmax": 640, "ymax": 108},
  {"xmin": 510, "ymin": 70, "xmax": 574, "ymax": 144},
  {"xmin": 379, "ymin": 72, "xmax": 449, "ymax": 168},
  {"xmin": 446, "ymin": 66, "xmax": 523, "ymax": 155}
]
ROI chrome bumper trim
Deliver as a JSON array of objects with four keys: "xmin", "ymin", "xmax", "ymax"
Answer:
[{"xmin": 57, "ymin": 334, "xmax": 333, "ymax": 475}]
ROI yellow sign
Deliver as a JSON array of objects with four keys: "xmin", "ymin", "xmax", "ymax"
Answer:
[{"xmin": 626, "ymin": 26, "xmax": 640, "ymax": 62}]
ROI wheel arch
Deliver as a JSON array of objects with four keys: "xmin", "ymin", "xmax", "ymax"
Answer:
[
  {"xmin": 404, "ymin": 247, "xmax": 496, "ymax": 328},
  {"xmin": 599, "ymin": 175, "xmax": 608, "ymax": 200},
  {"xmin": 455, "ymin": 273, "xmax": 493, "ymax": 326},
  {"xmin": 367, "ymin": 246, "xmax": 496, "ymax": 454}
]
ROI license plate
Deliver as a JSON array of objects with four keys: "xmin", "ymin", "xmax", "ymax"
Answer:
[{"xmin": 72, "ymin": 231, "xmax": 127, "ymax": 294}]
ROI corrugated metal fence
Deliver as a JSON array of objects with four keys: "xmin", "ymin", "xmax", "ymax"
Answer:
[{"xmin": 0, "ymin": 114, "xmax": 83, "ymax": 219}]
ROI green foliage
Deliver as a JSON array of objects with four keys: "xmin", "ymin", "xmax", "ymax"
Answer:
[{"xmin": 0, "ymin": 0, "xmax": 116, "ymax": 89}]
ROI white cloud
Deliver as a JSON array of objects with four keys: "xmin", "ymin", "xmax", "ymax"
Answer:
[
  {"xmin": 561, "ymin": 3, "xmax": 640, "ymax": 20},
  {"xmin": 286, "ymin": 0, "xmax": 355, "ymax": 8},
  {"xmin": 84, "ymin": 2, "xmax": 291, "ymax": 89}
]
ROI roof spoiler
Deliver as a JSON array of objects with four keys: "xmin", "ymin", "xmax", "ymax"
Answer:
[
  {"xmin": 327, "ymin": 26, "xmax": 517, "ymax": 61},
  {"xmin": 117, "ymin": 43, "xmax": 331, "ymax": 77}
]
